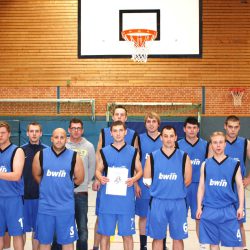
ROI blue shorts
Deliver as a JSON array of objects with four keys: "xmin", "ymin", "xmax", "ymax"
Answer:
[
  {"xmin": 95, "ymin": 191, "xmax": 100, "ymax": 216},
  {"xmin": 35, "ymin": 213, "xmax": 78, "ymax": 245},
  {"xmin": 98, "ymin": 213, "xmax": 135, "ymax": 236},
  {"xmin": 0, "ymin": 196, "xmax": 24, "ymax": 236},
  {"xmin": 23, "ymin": 199, "xmax": 39, "ymax": 233},
  {"xmin": 186, "ymin": 183, "xmax": 199, "ymax": 219},
  {"xmin": 199, "ymin": 206, "xmax": 242, "ymax": 247},
  {"xmin": 146, "ymin": 198, "xmax": 188, "ymax": 240},
  {"xmin": 135, "ymin": 198, "xmax": 150, "ymax": 217}
]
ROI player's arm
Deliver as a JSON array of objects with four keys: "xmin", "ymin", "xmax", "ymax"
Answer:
[
  {"xmin": 126, "ymin": 151, "xmax": 143, "ymax": 187},
  {"xmin": 196, "ymin": 162, "xmax": 205, "ymax": 219},
  {"xmin": 133, "ymin": 135, "xmax": 139, "ymax": 152},
  {"xmin": 96, "ymin": 131, "xmax": 103, "ymax": 153},
  {"xmin": 247, "ymin": 139, "xmax": 250, "ymax": 159},
  {"xmin": 88, "ymin": 143, "xmax": 96, "ymax": 184},
  {"xmin": 243, "ymin": 139, "xmax": 250, "ymax": 187},
  {"xmin": 73, "ymin": 153, "xmax": 85, "ymax": 186},
  {"xmin": 95, "ymin": 151, "xmax": 109, "ymax": 185},
  {"xmin": 143, "ymin": 156, "xmax": 152, "ymax": 187},
  {"xmin": 207, "ymin": 142, "xmax": 214, "ymax": 158},
  {"xmin": 133, "ymin": 135, "xmax": 141, "ymax": 197},
  {"xmin": 92, "ymin": 131, "xmax": 103, "ymax": 191},
  {"xmin": 235, "ymin": 164, "xmax": 244, "ymax": 220},
  {"xmin": 0, "ymin": 148, "xmax": 25, "ymax": 181},
  {"xmin": 184, "ymin": 154, "xmax": 192, "ymax": 187},
  {"xmin": 32, "ymin": 151, "xmax": 42, "ymax": 184}
]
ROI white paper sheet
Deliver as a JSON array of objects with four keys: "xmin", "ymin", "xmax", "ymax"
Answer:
[{"xmin": 106, "ymin": 167, "xmax": 128, "ymax": 196}]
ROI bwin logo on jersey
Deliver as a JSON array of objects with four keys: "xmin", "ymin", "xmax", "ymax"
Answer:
[
  {"xmin": 191, "ymin": 158, "xmax": 201, "ymax": 165},
  {"xmin": 209, "ymin": 179, "xmax": 227, "ymax": 187},
  {"xmin": 159, "ymin": 172, "xmax": 177, "ymax": 180},
  {"xmin": 0, "ymin": 166, "xmax": 7, "ymax": 172},
  {"xmin": 233, "ymin": 157, "xmax": 240, "ymax": 162},
  {"xmin": 46, "ymin": 169, "xmax": 66, "ymax": 178}
]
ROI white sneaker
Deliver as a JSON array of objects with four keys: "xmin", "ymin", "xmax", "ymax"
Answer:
[{"xmin": 199, "ymin": 244, "xmax": 206, "ymax": 250}]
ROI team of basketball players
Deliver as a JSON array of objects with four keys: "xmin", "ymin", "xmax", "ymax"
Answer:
[{"xmin": 0, "ymin": 105, "xmax": 249, "ymax": 250}]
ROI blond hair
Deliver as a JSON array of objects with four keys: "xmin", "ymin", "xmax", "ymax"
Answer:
[
  {"xmin": 144, "ymin": 112, "xmax": 161, "ymax": 125},
  {"xmin": 0, "ymin": 121, "xmax": 11, "ymax": 133},
  {"xmin": 210, "ymin": 131, "xmax": 226, "ymax": 142}
]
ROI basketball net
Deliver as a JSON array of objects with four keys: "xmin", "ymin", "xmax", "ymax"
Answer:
[
  {"xmin": 122, "ymin": 29, "xmax": 157, "ymax": 63},
  {"xmin": 230, "ymin": 88, "xmax": 245, "ymax": 106}
]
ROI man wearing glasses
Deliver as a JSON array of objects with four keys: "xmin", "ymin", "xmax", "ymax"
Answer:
[
  {"xmin": 67, "ymin": 118, "xmax": 95, "ymax": 250},
  {"xmin": 53, "ymin": 118, "xmax": 95, "ymax": 250}
]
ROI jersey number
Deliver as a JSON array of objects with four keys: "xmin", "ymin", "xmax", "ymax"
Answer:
[
  {"xmin": 183, "ymin": 222, "xmax": 188, "ymax": 233},
  {"xmin": 236, "ymin": 229, "xmax": 242, "ymax": 241},
  {"xmin": 70, "ymin": 226, "xmax": 75, "ymax": 236},
  {"xmin": 18, "ymin": 218, "xmax": 23, "ymax": 229}
]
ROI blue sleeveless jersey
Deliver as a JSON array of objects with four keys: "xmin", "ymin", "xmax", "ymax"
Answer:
[
  {"xmin": 149, "ymin": 148, "xmax": 187, "ymax": 199},
  {"xmin": 99, "ymin": 143, "xmax": 137, "ymax": 215},
  {"xmin": 177, "ymin": 138, "xmax": 208, "ymax": 183},
  {"xmin": 38, "ymin": 147, "xmax": 76, "ymax": 215},
  {"xmin": 225, "ymin": 136, "xmax": 247, "ymax": 177},
  {"xmin": 101, "ymin": 127, "xmax": 137, "ymax": 147},
  {"xmin": 138, "ymin": 133, "xmax": 162, "ymax": 199},
  {"xmin": 0, "ymin": 144, "xmax": 23, "ymax": 197},
  {"xmin": 203, "ymin": 156, "xmax": 238, "ymax": 208}
]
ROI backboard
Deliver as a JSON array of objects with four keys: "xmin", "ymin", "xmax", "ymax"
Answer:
[{"xmin": 78, "ymin": 0, "xmax": 202, "ymax": 58}]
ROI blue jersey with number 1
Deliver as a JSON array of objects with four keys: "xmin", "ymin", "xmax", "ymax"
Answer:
[{"xmin": 0, "ymin": 144, "xmax": 23, "ymax": 197}]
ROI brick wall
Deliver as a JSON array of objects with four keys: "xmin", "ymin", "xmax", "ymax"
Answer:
[{"xmin": 0, "ymin": 86, "xmax": 249, "ymax": 116}]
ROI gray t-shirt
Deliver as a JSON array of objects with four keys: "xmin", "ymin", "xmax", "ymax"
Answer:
[{"xmin": 66, "ymin": 137, "xmax": 95, "ymax": 192}]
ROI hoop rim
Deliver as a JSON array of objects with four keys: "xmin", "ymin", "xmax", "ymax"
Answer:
[
  {"xmin": 121, "ymin": 29, "xmax": 157, "ymax": 42},
  {"xmin": 229, "ymin": 87, "xmax": 246, "ymax": 93}
]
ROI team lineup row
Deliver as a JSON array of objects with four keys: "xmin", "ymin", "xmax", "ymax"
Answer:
[{"xmin": 0, "ymin": 107, "xmax": 249, "ymax": 250}]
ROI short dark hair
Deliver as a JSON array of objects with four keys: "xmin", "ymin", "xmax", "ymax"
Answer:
[
  {"xmin": 27, "ymin": 122, "xmax": 42, "ymax": 132},
  {"xmin": 112, "ymin": 105, "xmax": 127, "ymax": 116},
  {"xmin": 0, "ymin": 121, "xmax": 11, "ymax": 133},
  {"xmin": 161, "ymin": 125, "xmax": 177, "ymax": 136},
  {"xmin": 184, "ymin": 117, "xmax": 199, "ymax": 127},
  {"xmin": 69, "ymin": 118, "xmax": 83, "ymax": 128},
  {"xmin": 225, "ymin": 115, "xmax": 240, "ymax": 125},
  {"xmin": 110, "ymin": 120, "xmax": 127, "ymax": 131}
]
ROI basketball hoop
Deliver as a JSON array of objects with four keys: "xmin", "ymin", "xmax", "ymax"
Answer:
[
  {"xmin": 229, "ymin": 88, "xmax": 245, "ymax": 106},
  {"xmin": 121, "ymin": 29, "xmax": 157, "ymax": 63}
]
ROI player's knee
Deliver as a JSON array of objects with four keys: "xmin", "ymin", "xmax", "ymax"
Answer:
[{"xmin": 122, "ymin": 235, "xmax": 133, "ymax": 242}]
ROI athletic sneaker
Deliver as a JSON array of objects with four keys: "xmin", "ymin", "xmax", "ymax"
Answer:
[{"xmin": 199, "ymin": 244, "xmax": 206, "ymax": 250}]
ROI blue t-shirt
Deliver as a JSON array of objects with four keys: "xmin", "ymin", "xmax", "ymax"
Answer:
[
  {"xmin": 38, "ymin": 147, "xmax": 76, "ymax": 215},
  {"xmin": 150, "ymin": 148, "xmax": 187, "ymax": 199},
  {"xmin": 0, "ymin": 143, "xmax": 23, "ymax": 197},
  {"xmin": 138, "ymin": 133, "xmax": 162, "ymax": 199},
  {"xmin": 177, "ymin": 138, "xmax": 208, "ymax": 183},
  {"xmin": 225, "ymin": 136, "xmax": 247, "ymax": 177},
  {"xmin": 203, "ymin": 156, "xmax": 239, "ymax": 208},
  {"xmin": 99, "ymin": 143, "xmax": 137, "ymax": 215}
]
